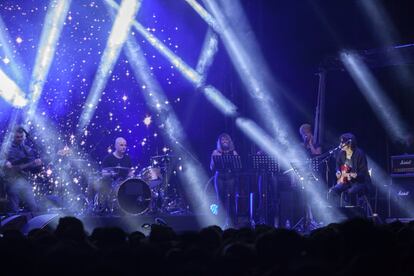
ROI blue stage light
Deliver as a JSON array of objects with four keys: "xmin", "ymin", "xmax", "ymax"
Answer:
[
  {"xmin": 122, "ymin": 30, "xmax": 222, "ymax": 227},
  {"xmin": 27, "ymin": 0, "xmax": 71, "ymax": 120},
  {"xmin": 0, "ymin": 16, "xmax": 25, "ymax": 85},
  {"xmin": 341, "ymin": 51, "xmax": 408, "ymax": 142},
  {"xmin": 210, "ymin": 204, "xmax": 219, "ymax": 215},
  {"xmin": 0, "ymin": 69, "xmax": 28, "ymax": 108},
  {"xmin": 79, "ymin": 0, "xmax": 141, "ymax": 130}
]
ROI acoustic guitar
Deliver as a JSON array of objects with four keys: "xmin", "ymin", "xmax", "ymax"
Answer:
[{"xmin": 337, "ymin": 164, "xmax": 357, "ymax": 184}]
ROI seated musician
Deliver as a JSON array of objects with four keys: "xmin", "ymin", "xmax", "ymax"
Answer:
[
  {"xmin": 3, "ymin": 126, "xmax": 41, "ymax": 212},
  {"xmin": 210, "ymin": 133, "xmax": 238, "ymax": 227},
  {"xmin": 101, "ymin": 137, "xmax": 134, "ymax": 180},
  {"xmin": 90, "ymin": 137, "xmax": 134, "ymax": 213},
  {"xmin": 329, "ymin": 133, "xmax": 371, "ymax": 205}
]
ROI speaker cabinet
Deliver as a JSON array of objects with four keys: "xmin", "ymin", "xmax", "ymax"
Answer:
[{"xmin": 389, "ymin": 176, "xmax": 414, "ymax": 218}]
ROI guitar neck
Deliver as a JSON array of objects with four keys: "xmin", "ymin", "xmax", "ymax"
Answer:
[{"xmin": 17, "ymin": 161, "xmax": 36, "ymax": 170}]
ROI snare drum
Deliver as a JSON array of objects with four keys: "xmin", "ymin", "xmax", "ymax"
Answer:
[
  {"xmin": 139, "ymin": 166, "xmax": 162, "ymax": 188},
  {"xmin": 115, "ymin": 178, "xmax": 152, "ymax": 215}
]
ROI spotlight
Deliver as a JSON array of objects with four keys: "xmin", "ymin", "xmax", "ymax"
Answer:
[
  {"xmin": 105, "ymin": 0, "xmax": 203, "ymax": 87},
  {"xmin": 0, "ymin": 16, "xmax": 25, "ymax": 83},
  {"xmin": 121, "ymin": 27, "xmax": 222, "ymax": 227},
  {"xmin": 185, "ymin": 0, "xmax": 221, "ymax": 33},
  {"xmin": 340, "ymin": 51, "xmax": 408, "ymax": 142},
  {"xmin": 27, "ymin": 0, "xmax": 71, "ymax": 119},
  {"xmin": 202, "ymin": 86, "xmax": 238, "ymax": 117},
  {"xmin": 196, "ymin": 28, "xmax": 219, "ymax": 80},
  {"xmin": 79, "ymin": 0, "xmax": 141, "ymax": 130},
  {"xmin": 0, "ymin": 69, "xmax": 28, "ymax": 107},
  {"xmin": 358, "ymin": 0, "xmax": 411, "ymax": 85},
  {"xmin": 210, "ymin": 204, "xmax": 219, "ymax": 215}
]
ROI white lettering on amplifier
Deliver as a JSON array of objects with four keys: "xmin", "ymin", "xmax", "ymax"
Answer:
[
  {"xmin": 398, "ymin": 191, "xmax": 410, "ymax": 196},
  {"xmin": 400, "ymin": 160, "xmax": 412, "ymax": 165}
]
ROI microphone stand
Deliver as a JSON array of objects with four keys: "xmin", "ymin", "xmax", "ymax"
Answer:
[
  {"xmin": 316, "ymin": 139, "xmax": 350, "ymax": 164},
  {"xmin": 291, "ymin": 143, "xmax": 346, "ymax": 233}
]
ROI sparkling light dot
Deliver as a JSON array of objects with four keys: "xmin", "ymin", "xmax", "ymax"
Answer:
[{"xmin": 143, "ymin": 116, "xmax": 152, "ymax": 126}]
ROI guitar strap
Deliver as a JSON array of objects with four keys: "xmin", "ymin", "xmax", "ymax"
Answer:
[
  {"xmin": 20, "ymin": 144, "xmax": 29, "ymax": 159},
  {"xmin": 344, "ymin": 157, "xmax": 353, "ymax": 170}
]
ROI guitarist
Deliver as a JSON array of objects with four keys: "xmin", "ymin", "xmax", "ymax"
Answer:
[
  {"xmin": 3, "ymin": 126, "xmax": 41, "ymax": 212},
  {"xmin": 329, "ymin": 133, "xmax": 371, "ymax": 206}
]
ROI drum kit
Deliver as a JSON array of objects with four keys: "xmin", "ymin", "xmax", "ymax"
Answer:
[
  {"xmin": 91, "ymin": 166, "xmax": 160, "ymax": 215},
  {"xmin": 28, "ymin": 153, "xmax": 185, "ymax": 216},
  {"xmin": 91, "ymin": 154, "xmax": 185, "ymax": 216}
]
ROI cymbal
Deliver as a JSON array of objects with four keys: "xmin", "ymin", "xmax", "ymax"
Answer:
[
  {"xmin": 102, "ymin": 166, "xmax": 131, "ymax": 171},
  {"xmin": 71, "ymin": 159, "xmax": 90, "ymax": 163},
  {"xmin": 150, "ymin": 154, "xmax": 175, "ymax": 159}
]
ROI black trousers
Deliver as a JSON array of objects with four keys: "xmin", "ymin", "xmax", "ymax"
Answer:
[
  {"xmin": 329, "ymin": 182, "xmax": 369, "ymax": 206},
  {"xmin": 214, "ymin": 172, "xmax": 237, "ymax": 223}
]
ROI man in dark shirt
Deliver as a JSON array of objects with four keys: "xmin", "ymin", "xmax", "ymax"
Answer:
[
  {"xmin": 3, "ymin": 127, "xmax": 41, "ymax": 212},
  {"xmin": 329, "ymin": 133, "xmax": 371, "ymax": 206},
  {"xmin": 101, "ymin": 137, "xmax": 134, "ymax": 180},
  {"xmin": 91, "ymin": 137, "xmax": 134, "ymax": 213}
]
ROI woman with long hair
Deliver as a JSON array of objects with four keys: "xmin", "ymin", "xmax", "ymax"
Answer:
[{"xmin": 210, "ymin": 133, "xmax": 238, "ymax": 227}]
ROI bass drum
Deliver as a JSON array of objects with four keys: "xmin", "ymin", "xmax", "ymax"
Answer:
[{"xmin": 116, "ymin": 178, "xmax": 152, "ymax": 215}]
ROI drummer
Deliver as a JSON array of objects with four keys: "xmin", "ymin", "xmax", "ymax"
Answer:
[{"xmin": 102, "ymin": 137, "xmax": 134, "ymax": 180}]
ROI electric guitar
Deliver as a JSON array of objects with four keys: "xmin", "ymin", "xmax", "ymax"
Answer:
[
  {"xmin": 4, "ymin": 157, "xmax": 43, "ymax": 179},
  {"xmin": 337, "ymin": 164, "xmax": 357, "ymax": 184}
]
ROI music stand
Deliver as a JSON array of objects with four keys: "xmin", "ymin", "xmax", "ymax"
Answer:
[
  {"xmin": 290, "ymin": 161, "xmax": 319, "ymax": 183},
  {"xmin": 212, "ymin": 155, "xmax": 242, "ymax": 171},
  {"xmin": 251, "ymin": 155, "xmax": 279, "ymax": 226},
  {"xmin": 252, "ymin": 155, "xmax": 279, "ymax": 173},
  {"xmin": 212, "ymin": 155, "xmax": 243, "ymax": 226},
  {"xmin": 290, "ymin": 161, "xmax": 320, "ymax": 233}
]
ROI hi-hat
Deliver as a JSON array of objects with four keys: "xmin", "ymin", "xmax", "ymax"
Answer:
[
  {"xmin": 150, "ymin": 154, "xmax": 175, "ymax": 159},
  {"xmin": 103, "ymin": 166, "xmax": 131, "ymax": 171}
]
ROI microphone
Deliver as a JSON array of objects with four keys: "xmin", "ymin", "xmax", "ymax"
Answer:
[
  {"xmin": 329, "ymin": 145, "xmax": 341, "ymax": 154},
  {"xmin": 328, "ymin": 139, "xmax": 352, "ymax": 154}
]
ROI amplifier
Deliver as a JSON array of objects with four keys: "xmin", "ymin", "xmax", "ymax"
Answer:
[
  {"xmin": 391, "ymin": 155, "xmax": 414, "ymax": 175},
  {"xmin": 389, "ymin": 176, "xmax": 414, "ymax": 218}
]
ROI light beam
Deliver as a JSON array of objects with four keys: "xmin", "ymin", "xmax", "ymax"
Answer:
[
  {"xmin": 340, "ymin": 51, "xmax": 408, "ymax": 142},
  {"xmin": 79, "ymin": 0, "xmax": 141, "ymax": 130},
  {"xmin": 27, "ymin": 0, "xmax": 71, "ymax": 120},
  {"xmin": 0, "ymin": 69, "xmax": 28, "ymax": 108}
]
